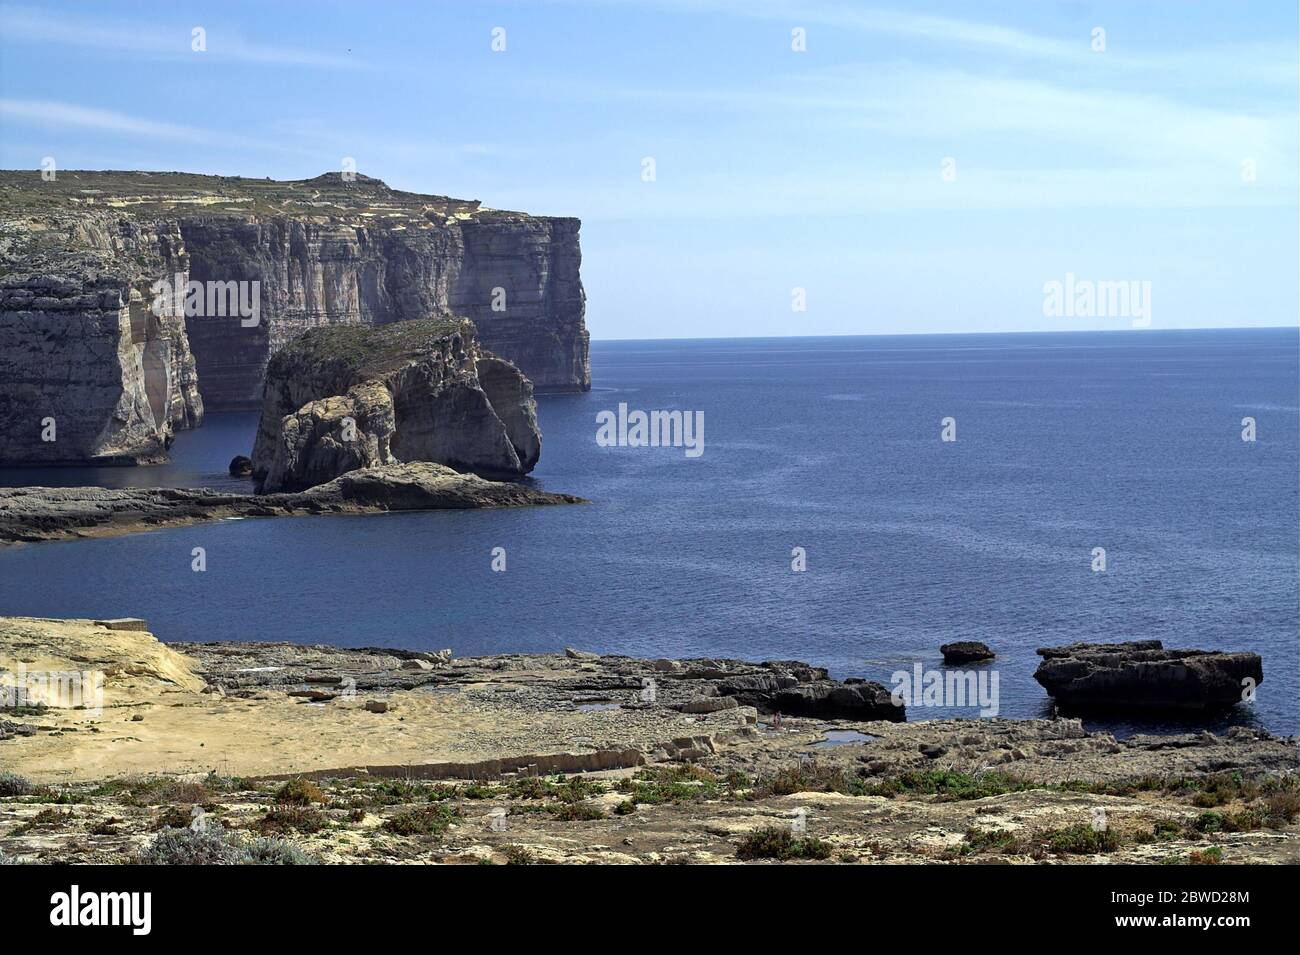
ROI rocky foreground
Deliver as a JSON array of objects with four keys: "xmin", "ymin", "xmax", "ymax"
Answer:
[
  {"xmin": 0, "ymin": 462, "xmax": 584, "ymax": 545},
  {"xmin": 1, "ymin": 617, "xmax": 1296, "ymax": 865}
]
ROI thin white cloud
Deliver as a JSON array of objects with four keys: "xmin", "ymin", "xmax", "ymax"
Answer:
[
  {"xmin": 552, "ymin": 0, "xmax": 1296, "ymax": 84},
  {"xmin": 0, "ymin": 4, "xmax": 367, "ymax": 70},
  {"xmin": 0, "ymin": 99, "xmax": 217, "ymax": 143}
]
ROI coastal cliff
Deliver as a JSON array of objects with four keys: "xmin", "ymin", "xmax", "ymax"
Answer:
[
  {"xmin": 0, "ymin": 215, "xmax": 203, "ymax": 464},
  {"xmin": 0, "ymin": 170, "xmax": 588, "ymax": 465},
  {"xmin": 252, "ymin": 317, "xmax": 542, "ymax": 491}
]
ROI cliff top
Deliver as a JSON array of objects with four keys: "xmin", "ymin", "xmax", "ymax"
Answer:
[
  {"xmin": 274, "ymin": 315, "xmax": 472, "ymax": 372},
  {"xmin": 0, "ymin": 170, "xmax": 489, "ymax": 219}
]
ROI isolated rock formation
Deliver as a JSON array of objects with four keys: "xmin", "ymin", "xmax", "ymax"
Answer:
[
  {"xmin": 0, "ymin": 170, "xmax": 588, "ymax": 465},
  {"xmin": 251, "ymin": 317, "xmax": 542, "ymax": 492},
  {"xmin": 1033, "ymin": 641, "xmax": 1263, "ymax": 714},
  {"xmin": 941, "ymin": 641, "xmax": 995, "ymax": 664}
]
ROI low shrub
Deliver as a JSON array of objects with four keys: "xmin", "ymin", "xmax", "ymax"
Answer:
[
  {"xmin": 0, "ymin": 772, "xmax": 34, "ymax": 797},
  {"xmin": 137, "ymin": 825, "xmax": 244, "ymax": 865},
  {"xmin": 382, "ymin": 803, "xmax": 457, "ymax": 836},
  {"xmin": 736, "ymin": 826, "xmax": 832, "ymax": 861},
  {"xmin": 274, "ymin": 778, "xmax": 326, "ymax": 806},
  {"xmin": 241, "ymin": 837, "xmax": 317, "ymax": 865}
]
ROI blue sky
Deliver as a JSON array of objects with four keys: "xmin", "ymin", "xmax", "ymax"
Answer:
[{"xmin": 1, "ymin": 0, "xmax": 1296, "ymax": 339}]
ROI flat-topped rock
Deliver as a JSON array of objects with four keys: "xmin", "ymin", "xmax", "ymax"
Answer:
[
  {"xmin": 940, "ymin": 641, "xmax": 995, "ymax": 663},
  {"xmin": 0, "ymin": 462, "xmax": 584, "ymax": 545},
  {"xmin": 1034, "ymin": 640, "xmax": 1263, "ymax": 714}
]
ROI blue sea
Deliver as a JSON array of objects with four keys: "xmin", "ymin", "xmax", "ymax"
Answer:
[{"xmin": 2, "ymin": 329, "xmax": 1297, "ymax": 736}]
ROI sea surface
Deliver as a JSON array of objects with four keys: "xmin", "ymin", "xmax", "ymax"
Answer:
[{"xmin": 2, "ymin": 329, "xmax": 1297, "ymax": 736}]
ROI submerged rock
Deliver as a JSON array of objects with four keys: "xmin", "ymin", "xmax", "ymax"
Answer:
[
  {"xmin": 251, "ymin": 317, "xmax": 543, "ymax": 491},
  {"xmin": 1033, "ymin": 641, "xmax": 1263, "ymax": 714}
]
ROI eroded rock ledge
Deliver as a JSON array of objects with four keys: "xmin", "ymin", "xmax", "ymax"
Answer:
[{"xmin": 0, "ymin": 462, "xmax": 584, "ymax": 545}]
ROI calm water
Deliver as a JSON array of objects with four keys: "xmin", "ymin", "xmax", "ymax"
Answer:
[{"xmin": 2, "ymin": 329, "xmax": 1297, "ymax": 736}]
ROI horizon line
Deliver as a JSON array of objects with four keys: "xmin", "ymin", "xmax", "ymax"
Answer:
[{"xmin": 589, "ymin": 325, "xmax": 1299, "ymax": 344}]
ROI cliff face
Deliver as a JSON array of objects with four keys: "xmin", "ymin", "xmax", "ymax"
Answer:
[
  {"xmin": 0, "ymin": 171, "xmax": 588, "ymax": 465},
  {"xmin": 183, "ymin": 208, "xmax": 588, "ymax": 408},
  {"xmin": 0, "ymin": 213, "xmax": 203, "ymax": 464},
  {"xmin": 252, "ymin": 317, "xmax": 541, "ymax": 492}
]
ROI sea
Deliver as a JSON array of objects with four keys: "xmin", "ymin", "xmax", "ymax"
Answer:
[{"xmin": 2, "ymin": 328, "xmax": 1297, "ymax": 737}]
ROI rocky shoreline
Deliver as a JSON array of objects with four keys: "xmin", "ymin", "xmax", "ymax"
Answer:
[
  {"xmin": 2, "ymin": 617, "xmax": 1295, "ymax": 865},
  {"xmin": 0, "ymin": 462, "xmax": 584, "ymax": 545}
]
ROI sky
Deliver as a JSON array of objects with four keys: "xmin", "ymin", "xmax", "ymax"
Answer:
[{"xmin": 0, "ymin": 0, "xmax": 1296, "ymax": 340}]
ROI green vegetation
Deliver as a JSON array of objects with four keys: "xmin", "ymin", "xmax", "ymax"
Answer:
[
  {"xmin": 735, "ymin": 826, "xmax": 833, "ymax": 861},
  {"xmin": 273, "ymin": 778, "xmax": 326, "ymax": 806},
  {"xmin": 381, "ymin": 803, "xmax": 458, "ymax": 836},
  {"xmin": 256, "ymin": 806, "xmax": 326, "ymax": 835},
  {"xmin": 275, "ymin": 317, "xmax": 468, "ymax": 374},
  {"xmin": 136, "ymin": 823, "xmax": 315, "ymax": 865},
  {"xmin": 241, "ymin": 837, "xmax": 319, "ymax": 865},
  {"xmin": 0, "ymin": 772, "xmax": 34, "ymax": 797},
  {"xmin": 501, "ymin": 844, "xmax": 536, "ymax": 865},
  {"xmin": 137, "ymin": 825, "xmax": 245, "ymax": 865},
  {"xmin": 948, "ymin": 827, "xmax": 1024, "ymax": 857},
  {"xmin": 862, "ymin": 769, "xmax": 1034, "ymax": 801},
  {"xmin": 616, "ymin": 765, "xmax": 743, "ymax": 807},
  {"xmin": 1045, "ymin": 824, "xmax": 1120, "ymax": 855},
  {"xmin": 549, "ymin": 801, "xmax": 605, "ymax": 821}
]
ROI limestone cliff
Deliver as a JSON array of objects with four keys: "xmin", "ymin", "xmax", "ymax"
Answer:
[
  {"xmin": 0, "ymin": 170, "xmax": 588, "ymax": 465},
  {"xmin": 252, "ymin": 317, "xmax": 542, "ymax": 492},
  {"xmin": 0, "ymin": 213, "xmax": 203, "ymax": 464}
]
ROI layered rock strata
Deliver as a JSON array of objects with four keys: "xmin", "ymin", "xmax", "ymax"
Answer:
[
  {"xmin": 0, "ymin": 217, "xmax": 203, "ymax": 464},
  {"xmin": 251, "ymin": 317, "xmax": 541, "ymax": 492},
  {"xmin": 0, "ymin": 170, "xmax": 588, "ymax": 465},
  {"xmin": 1034, "ymin": 640, "xmax": 1263, "ymax": 713}
]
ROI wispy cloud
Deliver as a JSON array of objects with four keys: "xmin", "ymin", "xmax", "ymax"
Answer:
[
  {"xmin": 0, "ymin": 99, "xmax": 219, "ymax": 143},
  {"xmin": 0, "ymin": 4, "xmax": 368, "ymax": 70}
]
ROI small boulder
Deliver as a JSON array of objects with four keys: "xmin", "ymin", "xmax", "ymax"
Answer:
[
  {"xmin": 364, "ymin": 700, "xmax": 389, "ymax": 714},
  {"xmin": 940, "ymin": 641, "xmax": 995, "ymax": 664},
  {"xmin": 228, "ymin": 455, "xmax": 254, "ymax": 477},
  {"xmin": 289, "ymin": 689, "xmax": 335, "ymax": 702}
]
